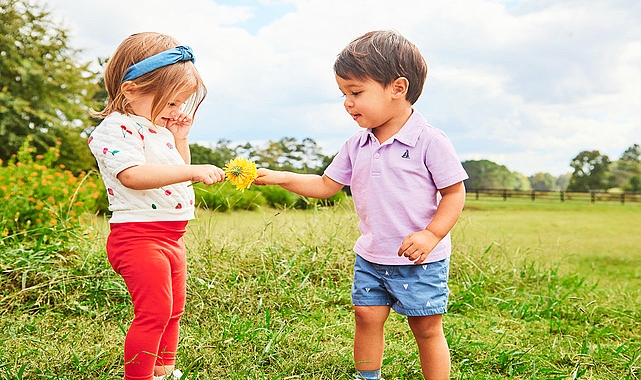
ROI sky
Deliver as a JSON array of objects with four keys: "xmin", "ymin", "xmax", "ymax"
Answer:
[{"xmin": 42, "ymin": 0, "xmax": 641, "ymax": 176}]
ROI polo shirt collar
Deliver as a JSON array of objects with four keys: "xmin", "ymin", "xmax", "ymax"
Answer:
[{"xmin": 359, "ymin": 109, "xmax": 424, "ymax": 148}]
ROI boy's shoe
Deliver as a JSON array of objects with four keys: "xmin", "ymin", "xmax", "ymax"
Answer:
[
  {"xmin": 154, "ymin": 369, "xmax": 186, "ymax": 380},
  {"xmin": 354, "ymin": 374, "xmax": 384, "ymax": 380}
]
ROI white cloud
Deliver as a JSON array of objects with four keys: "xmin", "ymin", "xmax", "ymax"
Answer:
[{"xmin": 40, "ymin": 0, "xmax": 641, "ymax": 176}]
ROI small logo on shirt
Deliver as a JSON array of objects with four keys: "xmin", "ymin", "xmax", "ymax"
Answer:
[{"xmin": 401, "ymin": 149, "xmax": 410, "ymax": 159}]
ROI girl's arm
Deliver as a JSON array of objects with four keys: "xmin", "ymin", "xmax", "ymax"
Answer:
[
  {"xmin": 117, "ymin": 163, "xmax": 225, "ymax": 190},
  {"xmin": 254, "ymin": 168, "xmax": 344, "ymax": 199}
]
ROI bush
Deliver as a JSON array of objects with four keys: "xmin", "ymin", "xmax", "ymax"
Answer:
[
  {"xmin": 193, "ymin": 182, "xmax": 267, "ymax": 212},
  {"xmin": 193, "ymin": 182, "xmax": 349, "ymax": 211},
  {"xmin": 254, "ymin": 185, "xmax": 299, "ymax": 208},
  {"xmin": 0, "ymin": 136, "xmax": 106, "ymax": 237},
  {"xmin": 294, "ymin": 188, "xmax": 348, "ymax": 209}
]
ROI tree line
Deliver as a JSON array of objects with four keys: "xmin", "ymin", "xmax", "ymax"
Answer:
[
  {"xmin": 462, "ymin": 145, "xmax": 641, "ymax": 193},
  {"xmin": 2, "ymin": 0, "xmax": 639, "ymax": 195}
]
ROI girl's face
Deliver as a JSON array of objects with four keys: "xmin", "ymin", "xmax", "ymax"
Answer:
[{"xmin": 127, "ymin": 89, "xmax": 193, "ymax": 126}]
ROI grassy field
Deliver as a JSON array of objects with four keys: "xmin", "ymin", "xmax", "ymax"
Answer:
[{"xmin": 1, "ymin": 199, "xmax": 640, "ymax": 379}]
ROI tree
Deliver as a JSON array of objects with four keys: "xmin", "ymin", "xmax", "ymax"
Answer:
[
  {"xmin": 529, "ymin": 172, "xmax": 557, "ymax": 191},
  {"xmin": 0, "ymin": 0, "xmax": 102, "ymax": 172},
  {"xmin": 190, "ymin": 137, "xmax": 333, "ymax": 175},
  {"xmin": 556, "ymin": 173, "xmax": 571, "ymax": 191},
  {"xmin": 462, "ymin": 159, "xmax": 528, "ymax": 190},
  {"xmin": 190, "ymin": 139, "xmax": 237, "ymax": 167},
  {"xmin": 567, "ymin": 150, "xmax": 612, "ymax": 191},
  {"xmin": 611, "ymin": 144, "xmax": 641, "ymax": 191}
]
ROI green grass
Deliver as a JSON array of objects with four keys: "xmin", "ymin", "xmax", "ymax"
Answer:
[{"xmin": 1, "ymin": 200, "xmax": 639, "ymax": 379}]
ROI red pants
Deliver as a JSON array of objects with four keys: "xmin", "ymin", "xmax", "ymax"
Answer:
[{"xmin": 107, "ymin": 221, "xmax": 188, "ymax": 380}]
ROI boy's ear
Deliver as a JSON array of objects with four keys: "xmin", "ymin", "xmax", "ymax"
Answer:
[{"xmin": 391, "ymin": 77, "xmax": 409, "ymax": 99}]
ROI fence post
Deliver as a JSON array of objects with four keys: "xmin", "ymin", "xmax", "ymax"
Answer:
[
  {"xmin": 590, "ymin": 191, "xmax": 595, "ymax": 203},
  {"xmin": 560, "ymin": 191, "xmax": 565, "ymax": 202},
  {"xmin": 531, "ymin": 190, "xmax": 535, "ymax": 201},
  {"xmin": 475, "ymin": 190, "xmax": 479, "ymax": 200},
  {"xmin": 621, "ymin": 193, "xmax": 625, "ymax": 205},
  {"xmin": 503, "ymin": 189, "xmax": 507, "ymax": 201}
]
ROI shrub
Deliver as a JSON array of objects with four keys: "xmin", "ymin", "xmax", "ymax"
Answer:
[
  {"xmin": 0, "ymin": 136, "xmax": 106, "ymax": 236},
  {"xmin": 294, "ymin": 188, "xmax": 348, "ymax": 209},
  {"xmin": 193, "ymin": 182, "xmax": 267, "ymax": 212},
  {"xmin": 254, "ymin": 185, "xmax": 299, "ymax": 208}
]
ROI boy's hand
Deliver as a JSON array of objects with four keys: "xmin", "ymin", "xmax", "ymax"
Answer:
[
  {"xmin": 191, "ymin": 164, "xmax": 225, "ymax": 186},
  {"xmin": 253, "ymin": 168, "xmax": 284, "ymax": 186},
  {"xmin": 398, "ymin": 230, "xmax": 440, "ymax": 265}
]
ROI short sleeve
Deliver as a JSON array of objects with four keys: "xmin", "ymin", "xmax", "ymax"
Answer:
[{"xmin": 89, "ymin": 114, "xmax": 147, "ymax": 177}]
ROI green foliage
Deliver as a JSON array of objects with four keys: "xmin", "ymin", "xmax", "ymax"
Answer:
[
  {"xmin": 462, "ymin": 159, "xmax": 531, "ymax": 190},
  {"xmin": 254, "ymin": 184, "xmax": 299, "ymax": 208},
  {"xmin": 190, "ymin": 139, "xmax": 237, "ymax": 168},
  {"xmin": 193, "ymin": 181, "xmax": 347, "ymax": 211},
  {"xmin": 0, "ymin": 136, "xmax": 106, "ymax": 236},
  {"xmin": 294, "ymin": 189, "xmax": 348, "ymax": 209},
  {"xmin": 529, "ymin": 172, "xmax": 558, "ymax": 191},
  {"xmin": 191, "ymin": 137, "xmax": 333, "ymax": 175},
  {"xmin": 0, "ymin": 0, "xmax": 102, "ymax": 173},
  {"xmin": 611, "ymin": 144, "xmax": 641, "ymax": 192},
  {"xmin": 568, "ymin": 150, "xmax": 613, "ymax": 191},
  {"xmin": 193, "ymin": 182, "xmax": 267, "ymax": 212}
]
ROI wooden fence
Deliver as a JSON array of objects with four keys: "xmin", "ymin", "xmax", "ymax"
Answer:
[{"xmin": 467, "ymin": 189, "xmax": 641, "ymax": 204}]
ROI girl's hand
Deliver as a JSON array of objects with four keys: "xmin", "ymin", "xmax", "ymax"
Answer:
[
  {"xmin": 191, "ymin": 164, "xmax": 225, "ymax": 186},
  {"xmin": 165, "ymin": 112, "xmax": 192, "ymax": 140}
]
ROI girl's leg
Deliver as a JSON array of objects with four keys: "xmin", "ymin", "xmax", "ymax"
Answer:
[
  {"xmin": 118, "ymin": 251, "xmax": 174, "ymax": 380},
  {"xmin": 407, "ymin": 314, "xmax": 450, "ymax": 380},
  {"xmin": 154, "ymin": 237, "xmax": 187, "ymax": 376},
  {"xmin": 108, "ymin": 228, "xmax": 182, "ymax": 380},
  {"xmin": 353, "ymin": 305, "xmax": 390, "ymax": 372}
]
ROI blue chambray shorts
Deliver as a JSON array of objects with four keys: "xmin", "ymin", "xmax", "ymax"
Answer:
[{"xmin": 351, "ymin": 254, "xmax": 450, "ymax": 316}]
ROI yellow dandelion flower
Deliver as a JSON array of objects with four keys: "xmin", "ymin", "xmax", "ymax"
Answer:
[{"xmin": 224, "ymin": 157, "xmax": 257, "ymax": 190}]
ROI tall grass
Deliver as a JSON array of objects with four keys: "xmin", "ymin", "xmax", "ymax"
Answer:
[{"xmin": 0, "ymin": 200, "xmax": 639, "ymax": 379}]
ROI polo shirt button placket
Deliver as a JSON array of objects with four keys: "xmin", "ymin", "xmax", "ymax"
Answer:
[{"xmin": 371, "ymin": 150, "xmax": 382, "ymax": 177}]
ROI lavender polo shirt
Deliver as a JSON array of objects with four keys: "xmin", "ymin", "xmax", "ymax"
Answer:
[{"xmin": 324, "ymin": 110, "xmax": 468, "ymax": 265}]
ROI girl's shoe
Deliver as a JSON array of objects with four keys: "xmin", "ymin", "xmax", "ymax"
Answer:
[{"xmin": 154, "ymin": 369, "xmax": 186, "ymax": 380}]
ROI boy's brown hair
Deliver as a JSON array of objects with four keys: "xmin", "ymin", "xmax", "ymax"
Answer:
[
  {"xmin": 334, "ymin": 30, "xmax": 427, "ymax": 105},
  {"xmin": 94, "ymin": 32, "xmax": 207, "ymax": 122}
]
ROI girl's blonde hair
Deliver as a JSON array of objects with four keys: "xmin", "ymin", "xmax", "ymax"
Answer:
[{"xmin": 93, "ymin": 32, "xmax": 207, "ymax": 123}]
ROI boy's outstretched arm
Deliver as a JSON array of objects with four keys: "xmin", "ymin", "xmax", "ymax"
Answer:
[
  {"xmin": 254, "ymin": 168, "xmax": 344, "ymax": 199},
  {"xmin": 398, "ymin": 181, "xmax": 466, "ymax": 264}
]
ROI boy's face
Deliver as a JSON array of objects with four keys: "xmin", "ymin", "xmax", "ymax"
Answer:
[{"xmin": 336, "ymin": 75, "xmax": 400, "ymax": 131}]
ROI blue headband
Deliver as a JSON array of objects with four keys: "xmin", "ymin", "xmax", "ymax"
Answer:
[{"xmin": 122, "ymin": 45, "xmax": 195, "ymax": 82}]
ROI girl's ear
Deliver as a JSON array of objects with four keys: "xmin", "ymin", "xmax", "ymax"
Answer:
[
  {"xmin": 391, "ymin": 77, "xmax": 409, "ymax": 99},
  {"xmin": 121, "ymin": 81, "xmax": 138, "ymax": 100}
]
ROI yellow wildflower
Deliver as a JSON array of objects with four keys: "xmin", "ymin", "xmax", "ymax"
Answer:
[{"xmin": 224, "ymin": 157, "xmax": 257, "ymax": 190}]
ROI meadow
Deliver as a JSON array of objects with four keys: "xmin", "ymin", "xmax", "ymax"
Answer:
[{"xmin": 1, "ymin": 198, "xmax": 640, "ymax": 379}]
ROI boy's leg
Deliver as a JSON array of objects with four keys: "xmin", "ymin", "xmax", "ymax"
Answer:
[
  {"xmin": 353, "ymin": 305, "xmax": 390, "ymax": 372},
  {"xmin": 407, "ymin": 314, "xmax": 450, "ymax": 380}
]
